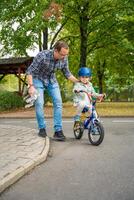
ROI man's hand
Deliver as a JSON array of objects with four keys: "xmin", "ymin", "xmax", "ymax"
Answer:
[
  {"xmin": 68, "ymin": 75, "xmax": 79, "ymax": 83},
  {"xmin": 28, "ymin": 85, "xmax": 36, "ymax": 96}
]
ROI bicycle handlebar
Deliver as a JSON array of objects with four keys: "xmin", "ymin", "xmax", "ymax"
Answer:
[{"xmin": 74, "ymin": 90, "xmax": 106, "ymax": 102}]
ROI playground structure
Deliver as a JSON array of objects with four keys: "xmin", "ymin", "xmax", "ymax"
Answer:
[{"xmin": 0, "ymin": 57, "xmax": 33, "ymax": 95}]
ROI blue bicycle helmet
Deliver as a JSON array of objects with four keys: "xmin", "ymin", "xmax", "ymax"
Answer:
[{"xmin": 78, "ymin": 67, "xmax": 92, "ymax": 77}]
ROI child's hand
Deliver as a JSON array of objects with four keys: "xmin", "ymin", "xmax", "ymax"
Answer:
[
  {"xmin": 103, "ymin": 93, "xmax": 106, "ymax": 99},
  {"xmin": 74, "ymin": 90, "xmax": 84, "ymax": 93},
  {"xmin": 98, "ymin": 94, "xmax": 104, "ymax": 102}
]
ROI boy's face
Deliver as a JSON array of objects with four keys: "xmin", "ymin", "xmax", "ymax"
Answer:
[{"xmin": 79, "ymin": 76, "xmax": 90, "ymax": 84}]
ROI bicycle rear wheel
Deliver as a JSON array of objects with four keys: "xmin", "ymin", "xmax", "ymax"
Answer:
[
  {"xmin": 88, "ymin": 121, "xmax": 104, "ymax": 145},
  {"xmin": 73, "ymin": 121, "xmax": 84, "ymax": 139}
]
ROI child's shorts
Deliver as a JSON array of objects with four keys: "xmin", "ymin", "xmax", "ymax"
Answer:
[{"xmin": 75, "ymin": 101, "xmax": 92, "ymax": 113}]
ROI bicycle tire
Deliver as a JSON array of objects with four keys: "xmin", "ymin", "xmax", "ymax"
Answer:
[{"xmin": 88, "ymin": 121, "xmax": 104, "ymax": 146}]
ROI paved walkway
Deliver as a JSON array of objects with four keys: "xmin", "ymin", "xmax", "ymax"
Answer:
[
  {"xmin": 0, "ymin": 109, "xmax": 37, "ymax": 119},
  {"xmin": 0, "ymin": 124, "xmax": 50, "ymax": 194}
]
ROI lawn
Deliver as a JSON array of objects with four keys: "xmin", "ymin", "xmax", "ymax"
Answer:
[
  {"xmin": 0, "ymin": 102, "xmax": 134, "ymax": 118},
  {"xmin": 47, "ymin": 102, "xmax": 134, "ymax": 117}
]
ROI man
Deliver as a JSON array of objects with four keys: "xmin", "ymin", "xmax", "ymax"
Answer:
[{"xmin": 26, "ymin": 41, "xmax": 78, "ymax": 141}]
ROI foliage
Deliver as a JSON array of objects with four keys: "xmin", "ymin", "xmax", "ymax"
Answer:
[
  {"xmin": 56, "ymin": 0, "xmax": 134, "ymax": 94},
  {"xmin": 0, "ymin": 0, "xmax": 133, "ymax": 101},
  {"xmin": 0, "ymin": 75, "xmax": 18, "ymax": 91},
  {"xmin": 0, "ymin": 91, "xmax": 24, "ymax": 111},
  {"xmin": 0, "ymin": 0, "xmax": 51, "ymax": 56}
]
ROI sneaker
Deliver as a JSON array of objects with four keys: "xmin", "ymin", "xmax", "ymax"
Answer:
[
  {"xmin": 74, "ymin": 115, "xmax": 80, "ymax": 122},
  {"xmin": 38, "ymin": 128, "xmax": 47, "ymax": 138},
  {"xmin": 53, "ymin": 130, "xmax": 66, "ymax": 141}
]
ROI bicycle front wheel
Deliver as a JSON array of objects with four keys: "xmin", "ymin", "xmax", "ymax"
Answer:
[{"xmin": 88, "ymin": 121, "xmax": 104, "ymax": 146}]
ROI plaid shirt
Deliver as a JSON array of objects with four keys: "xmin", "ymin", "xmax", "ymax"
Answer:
[{"xmin": 26, "ymin": 50, "xmax": 72, "ymax": 86}]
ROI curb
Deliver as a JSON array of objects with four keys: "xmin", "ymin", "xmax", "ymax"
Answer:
[{"xmin": 0, "ymin": 136, "xmax": 50, "ymax": 194}]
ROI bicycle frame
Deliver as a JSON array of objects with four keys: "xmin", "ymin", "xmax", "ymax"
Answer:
[{"xmin": 82, "ymin": 101, "xmax": 99, "ymax": 130}]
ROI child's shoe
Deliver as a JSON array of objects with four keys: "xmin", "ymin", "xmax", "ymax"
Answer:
[{"xmin": 74, "ymin": 115, "xmax": 80, "ymax": 122}]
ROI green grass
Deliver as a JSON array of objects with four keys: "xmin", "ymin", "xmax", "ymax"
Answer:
[
  {"xmin": 96, "ymin": 102, "xmax": 134, "ymax": 116},
  {"xmin": 45, "ymin": 102, "xmax": 134, "ymax": 117}
]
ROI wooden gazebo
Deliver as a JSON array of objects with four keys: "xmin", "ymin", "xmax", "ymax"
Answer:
[{"xmin": 0, "ymin": 57, "xmax": 33, "ymax": 95}]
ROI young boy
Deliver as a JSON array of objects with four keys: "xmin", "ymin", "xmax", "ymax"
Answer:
[{"xmin": 73, "ymin": 67, "xmax": 104, "ymax": 121}]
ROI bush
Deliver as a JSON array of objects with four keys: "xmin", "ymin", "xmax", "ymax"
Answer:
[{"xmin": 0, "ymin": 91, "xmax": 24, "ymax": 111}]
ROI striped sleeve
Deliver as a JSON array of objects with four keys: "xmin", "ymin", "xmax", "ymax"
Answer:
[
  {"xmin": 61, "ymin": 58, "xmax": 72, "ymax": 78},
  {"xmin": 26, "ymin": 52, "xmax": 44, "ymax": 75}
]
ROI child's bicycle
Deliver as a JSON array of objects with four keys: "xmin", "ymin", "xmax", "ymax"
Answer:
[{"xmin": 73, "ymin": 91, "xmax": 105, "ymax": 146}]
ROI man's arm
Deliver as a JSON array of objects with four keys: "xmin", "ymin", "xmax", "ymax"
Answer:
[
  {"xmin": 27, "ymin": 75, "xmax": 35, "ymax": 96},
  {"xmin": 68, "ymin": 75, "xmax": 79, "ymax": 83},
  {"xmin": 26, "ymin": 51, "xmax": 44, "ymax": 95},
  {"xmin": 27, "ymin": 74, "xmax": 33, "ymax": 86},
  {"xmin": 61, "ymin": 58, "xmax": 78, "ymax": 83}
]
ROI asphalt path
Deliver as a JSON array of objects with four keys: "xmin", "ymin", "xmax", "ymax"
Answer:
[{"xmin": 0, "ymin": 117, "xmax": 134, "ymax": 200}]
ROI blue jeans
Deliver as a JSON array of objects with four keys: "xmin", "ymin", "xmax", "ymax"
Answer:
[{"xmin": 33, "ymin": 79, "xmax": 62, "ymax": 132}]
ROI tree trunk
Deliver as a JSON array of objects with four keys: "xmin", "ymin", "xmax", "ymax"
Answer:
[
  {"xmin": 98, "ymin": 73, "xmax": 103, "ymax": 93},
  {"xmin": 97, "ymin": 60, "xmax": 106, "ymax": 93},
  {"xmin": 43, "ymin": 27, "xmax": 48, "ymax": 50},
  {"xmin": 39, "ymin": 31, "xmax": 42, "ymax": 52},
  {"xmin": 79, "ymin": 2, "xmax": 89, "ymax": 68},
  {"xmin": 80, "ymin": 21, "xmax": 88, "ymax": 67}
]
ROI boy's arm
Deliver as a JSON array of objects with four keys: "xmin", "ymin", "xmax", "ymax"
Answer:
[
  {"xmin": 90, "ymin": 83, "xmax": 102, "ymax": 98},
  {"xmin": 73, "ymin": 82, "xmax": 87, "ymax": 93},
  {"xmin": 73, "ymin": 83, "xmax": 79, "ymax": 104},
  {"xmin": 73, "ymin": 82, "xmax": 80, "ymax": 93},
  {"xmin": 90, "ymin": 84, "xmax": 105, "ymax": 100}
]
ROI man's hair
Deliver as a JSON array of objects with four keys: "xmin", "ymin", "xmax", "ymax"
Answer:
[{"xmin": 54, "ymin": 41, "xmax": 69, "ymax": 51}]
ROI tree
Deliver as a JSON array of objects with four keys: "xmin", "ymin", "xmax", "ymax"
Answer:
[
  {"xmin": 0, "ymin": 0, "xmax": 133, "ymax": 100},
  {"xmin": 53, "ymin": 0, "xmax": 132, "ymax": 94},
  {"xmin": 0, "ymin": 0, "xmax": 63, "ymax": 56}
]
